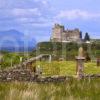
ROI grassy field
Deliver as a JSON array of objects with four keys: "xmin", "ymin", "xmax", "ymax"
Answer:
[
  {"xmin": 34, "ymin": 61, "xmax": 100, "ymax": 76},
  {"xmin": 0, "ymin": 56, "xmax": 100, "ymax": 100},
  {"xmin": 0, "ymin": 61, "xmax": 100, "ymax": 100},
  {"xmin": 0, "ymin": 79, "xmax": 100, "ymax": 100}
]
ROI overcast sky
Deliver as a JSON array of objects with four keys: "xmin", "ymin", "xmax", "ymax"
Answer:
[{"xmin": 0, "ymin": 0, "xmax": 100, "ymax": 42}]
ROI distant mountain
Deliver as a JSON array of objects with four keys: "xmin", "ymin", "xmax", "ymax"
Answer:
[{"xmin": 0, "ymin": 29, "xmax": 36, "ymax": 52}]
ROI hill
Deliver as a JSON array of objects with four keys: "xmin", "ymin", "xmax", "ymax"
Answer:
[{"xmin": 0, "ymin": 29, "xmax": 36, "ymax": 52}]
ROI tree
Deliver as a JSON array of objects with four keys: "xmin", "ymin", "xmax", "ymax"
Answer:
[
  {"xmin": 80, "ymin": 31, "xmax": 82, "ymax": 39},
  {"xmin": 84, "ymin": 51, "xmax": 91, "ymax": 62},
  {"xmin": 84, "ymin": 33, "xmax": 90, "ymax": 41}
]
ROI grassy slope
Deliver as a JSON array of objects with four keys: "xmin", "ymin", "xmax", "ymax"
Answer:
[
  {"xmin": 37, "ymin": 42, "xmax": 100, "ymax": 57},
  {"xmin": 35, "ymin": 61, "xmax": 100, "ymax": 76}
]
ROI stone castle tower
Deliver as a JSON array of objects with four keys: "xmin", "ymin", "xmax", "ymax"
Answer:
[{"xmin": 50, "ymin": 24, "xmax": 82, "ymax": 42}]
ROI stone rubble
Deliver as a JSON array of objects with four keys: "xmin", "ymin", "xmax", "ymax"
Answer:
[
  {"xmin": 0, "ymin": 65, "xmax": 71, "ymax": 82},
  {"xmin": 0, "ymin": 65, "xmax": 100, "ymax": 82}
]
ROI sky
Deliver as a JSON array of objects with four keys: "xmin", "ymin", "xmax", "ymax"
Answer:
[{"xmin": 0, "ymin": 0, "xmax": 100, "ymax": 43}]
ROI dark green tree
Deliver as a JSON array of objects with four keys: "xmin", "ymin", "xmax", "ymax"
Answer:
[
  {"xmin": 84, "ymin": 33, "xmax": 90, "ymax": 41},
  {"xmin": 80, "ymin": 31, "xmax": 82, "ymax": 39}
]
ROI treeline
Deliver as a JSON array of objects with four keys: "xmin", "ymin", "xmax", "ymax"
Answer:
[{"xmin": 32, "ymin": 42, "xmax": 100, "ymax": 60}]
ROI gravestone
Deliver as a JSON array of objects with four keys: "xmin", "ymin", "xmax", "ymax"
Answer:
[
  {"xmin": 75, "ymin": 47, "xmax": 85, "ymax": 79},
  {"xmin": 34, "ymin": 65, "xmax": 42, "ymax": 78},
  {"xmin": 20, "ymin": 57, "xmax": 23, "ymax": 63},
  {"xmin": 49, "ymin": 55, "xmax": 52, "ymax": 63}
]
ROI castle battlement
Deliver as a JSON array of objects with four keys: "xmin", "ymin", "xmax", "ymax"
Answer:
[{"xmin": 51, "ymin": 24, "xmax": 82, "ymax": 42}]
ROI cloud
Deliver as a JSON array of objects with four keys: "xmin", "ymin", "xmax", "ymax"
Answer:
[
  {"xmin": 0, "ymin": 0, "xmax": 52, "ymax": 28},
  {"xmin": 34, "ymin": 0, "xmax": 48, "ymax": 5},
  {"xmin": 18, "ymin": 17, "xmax": 54, "ymax": 29},
  {"xmin": 56, "ymin": 9, "xmax": 100, "ymax": 20},
  {"xmin": 31, "ymin": 22, "xmax": 53, "ymax": 27},
  {"xmin": 0, "ymin": 8, "xmax": 41, "ymax": 19},
  {"xmin": 12, "ymin": 8, "xmax": 41, "ymax": 17},
  {"xmin": 0, "ymin": 0, "xmax": 40, "ymax": 8},
  {"xmin": 0, "ymin": 7, "xmax": 54, "ymax": 30}
]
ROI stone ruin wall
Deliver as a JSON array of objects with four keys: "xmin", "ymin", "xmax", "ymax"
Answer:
[{"xmin": 51, "ymin": 24, "xmax": 81, "ymax": 42}]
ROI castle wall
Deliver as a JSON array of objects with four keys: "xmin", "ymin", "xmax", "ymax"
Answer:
[
  {"xmin": 51, "ymin": 24, "xmax": 81, "ymax": 42},
  {"xmin": 51, "ymin": 24, "xmax": 64, "ymax": 42}
]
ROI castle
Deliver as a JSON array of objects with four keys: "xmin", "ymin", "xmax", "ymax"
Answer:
[{"xmin": 50, "ymin": 24, "xmax": 82, "ymax": 42}]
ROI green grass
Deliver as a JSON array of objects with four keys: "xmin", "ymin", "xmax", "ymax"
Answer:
[
  {"xmin": 34, "ymin": 61, "xmax": 100, "ymax": 76},
  {"xmin": 85, "ymin": 62, "xmax": 100, "ymax": 74},
  {"xmin": 0, "ymin": 79, "xmax": 100, "ymax": 100},
  {"xmin": 0, "ymin": 52, "xmax": 30, "ymax": 69}
]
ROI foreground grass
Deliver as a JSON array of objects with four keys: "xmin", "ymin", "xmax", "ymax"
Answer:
[
  {"xmin": 34, "ymin": 61, "xmax": 100, "ymax": 76},
  {"xmin": 0, "ymin": 79, "xmax": 100, "ymax": 100}
]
